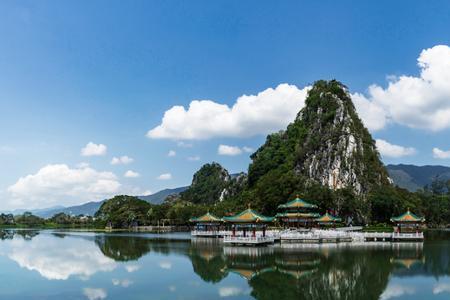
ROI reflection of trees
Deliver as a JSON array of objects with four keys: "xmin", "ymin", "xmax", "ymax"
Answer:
[
  {"xmin": 0, "ymin": 229, "xmax": 39, "ymax": 240},
  {"xmin": 88, "ymin": 231, "xmax": 450, "ymax": 298},
  {"xmin": 95, "ymin": 235, "xmax": 190, "ymax": 261},
  {"xmin": 188, "ymin": 238, "xmax": 227, "ymax": 282},
  {"xmin": 95, "ymin": 235, "xmax": 152, "ymax": 261},
  {"xmin": 304, "ymin": 249, "xmax": 392, "ymax": 300}
]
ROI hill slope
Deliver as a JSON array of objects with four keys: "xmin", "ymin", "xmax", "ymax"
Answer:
[{"xmin": 387, "ymin": 164, "xmax": 450, "ymax": 191}]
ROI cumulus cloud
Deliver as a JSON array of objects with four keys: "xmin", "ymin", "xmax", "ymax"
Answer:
[
  {"xmin": 432, "ymin": 147, "xmax": 450, "ymax": 159},
  {"xmin": 4, "ymin": 235, "xmax": 117, "ymax": 280},
  {"xmin": 354, "ymin": 45, "xmax": 450, "ymax": 131},
  {"xmin": 147, "ymin": 45, "xmax": 450, "ymax": 137},
  {"xmin": 147, "ymin": 84, "xmax": 310, "ymax": 140},
  {"xmin": 77, "ymin": 162, "xmax": 90, "ymax": 168},
  {"xmin": 376, "ymin": 139, "xmax": 416, "ymax": 158},
  {"xmin": 124, "ymin": 170, "xmax": 140, "ymax": 178},
  {"xmin": 218, "ymin": 145, "xmax": 242, "ymax": 156},
  {"xmin": 83, "ymin": 288, "xmax": 107, "ymax": 300},
  {"xmin": 111, "ymin": 156, "xmax": 134, "ymax": 165},
  {"xmin": 7, "ymin": 164, "xmax": 121, "ymax": 208},
  {"xmin": 81, "ymin": 142, "xmax": 107, "ymax": 156},
  {"xmin": 157, "ymin": 173, "xmax": 172, "ymax": 180},
  {"xmin": 167, "ymin": 150, "xmax": 176, "ymax": 157}
]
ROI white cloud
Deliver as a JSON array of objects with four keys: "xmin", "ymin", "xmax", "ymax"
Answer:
[
  {"xmin": 4, "ymin": 235, "xmax": 117, "ymax": 281},
  {"xmin": 7, "ymin": 164, "xmax": 121, "ymax": 209},
  {"xmin": 433, "ymin": 283, "xmax": 450, "ymax": 294},
  {"xmin": 157, "ymin": 173, "xmax": 172, "ymax": 180},
  {"xmin": 168, "ymin": 150, "xmax": 176, "ymax": 157},
  {"xmin": 125, "ymin": 264, "xmax": 141, "ymax": 273},
  {"xmin": 112, "ymin": 279, "xmax": 133, "ymax": 288},
  {"xmin": 81, "ymin": 142, "xmax": 107, "ymax": 156},
  {"xmin": 77, "ymin": 162, "xmax": 90, "ymax": 169},
  {"xmin": 354, "ymin": 45, "xmax": 450, "ymax": 131},
  {"xmin": 218, "ymin": 145, "xmax": 242, "ymax": 156},
  {"xmin": 159, "ymin": 261, "xmax": 172, "ymax": 269},
  {"xmin": 111, "ymin": 156, "xmax": 134, "ymax": 165},
  {"xmin": 124, "ymin": 170, "xmax": 140, "ymax": 178},
  {"xmin": 187, "ymin": 156, "xmax": 200, "ymax": 161},
  {"xmin": 376, "ymin": 139, "xmax": 416, "ymax": 158},
  {"xmin": 243, "ymin": 146, "xmax": 254, "ymax": 153},
  {"xmin": 147, "ymin": 84, "xmax": 310, "ymax": 140},
  {"xmin": 218, "ymin": 286, "xmax": 248, "ymax": 297},
  {"xmin": 83, "ymin": 288, "xmax": 107, "ymax": 300},
  {"xmin": 352, "ymin": 93, "xmax": 388, "ymax": 131},
  {"xmin": 380, "ymin": 284, "xmax": 415, "ymax": 300},
  {"xmin": 432, "ymin": 147, "xmax": 450, "ymax": 159}
]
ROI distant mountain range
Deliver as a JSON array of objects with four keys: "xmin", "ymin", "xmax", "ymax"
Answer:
[
  {"xmin": 4, "ymin": 164, "xmax": 450, "ymax": 217},
  {"xmin": 2, "ymin": 186, "xmax": 188, "ymax": 218},
  {"xmin": 386, "ymin": 164, "xmax": 450, "ymax": 192}
]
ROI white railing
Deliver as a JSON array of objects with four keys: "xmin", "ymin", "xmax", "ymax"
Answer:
[
  {"xmin": 223, "ymin": 235, "xmax": 274, "ymax": 244},
  {"xmin": 191, "ymin": 230, "xmax": 220, "ymax": 236},
  {"xmin": 392, "ymin": 232, "xmax": 424, "ymax": 239}
]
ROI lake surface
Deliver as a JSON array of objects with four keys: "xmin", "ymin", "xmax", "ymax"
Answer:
[{"xmin": 1, "ymin": 230, "xmax": 450, "ymax": 300}]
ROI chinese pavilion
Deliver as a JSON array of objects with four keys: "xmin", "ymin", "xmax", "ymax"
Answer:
[
  {"xmin": 315, "ymin": 212, "xmax": 342, "ymax": 227},
  {"xmin": 390, "ymin": 209, "xmax": 425, "ymax": 233},
  {"xmin": 189, "ymin": 212, "xmax": 223, "ymax": 237},
  {"xmin": 276, "ymin": 195, "xmax": 319, "ymax": 228},
  {"xmin": 222, "ymin": 206, "xmax": 274, "ymax": 239}
]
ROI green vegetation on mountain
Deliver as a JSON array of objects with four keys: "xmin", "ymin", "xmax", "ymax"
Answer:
[
  {"xmin": 387, "ymin": 164, "xmax": 450, "ymax": 192},
  {"xmin": 6, "ymin": 80, "xmax": 450, "ymax": 228},
  {"xmin": 95, "ymin": 195, "xmax": 152, "ymax": 227},
  {"xmin": 178, "ymin": 161, "xmax": 249, "ymax": 205}
]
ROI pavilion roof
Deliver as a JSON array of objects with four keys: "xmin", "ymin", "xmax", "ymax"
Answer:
[
  {"xmin": 315, "ymin": 212, "xmax": 341, "ymax": 223},
  {"xmin": 275, "ymin": 212, "xmax": 320, "ymax": 218},
  {"xmin": 222, "ymin": 208, "xmax": 274, "ymax": 223},
  {"xmin": 390, "ymin": 210, "xmax": 425, "ymax": 223},
  {"xmin": 189, "ymin": 212, "xmax": 222, "ymax": 223},
  {"xmin": 278, "ymin": 196, "xmax": 318, "ymax": 209}
]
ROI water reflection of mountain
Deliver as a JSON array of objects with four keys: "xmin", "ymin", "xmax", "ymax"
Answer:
[
  {"xmin": 187, "ymin": 241, "xmax": 446, "ymax": 300},
  {"xmin": 95, "ymin": 234, "xmax": 190, "ymax": 261}
]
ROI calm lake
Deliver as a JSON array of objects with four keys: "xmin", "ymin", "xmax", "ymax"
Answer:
[{"xmin": 0, "ymin": 230, "xmax": 450, "ymax": 300}]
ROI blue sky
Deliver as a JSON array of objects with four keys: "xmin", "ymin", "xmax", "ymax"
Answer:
[{"xmin": 1, "ymin": 1, "xmax": 450, "ymax": 209}]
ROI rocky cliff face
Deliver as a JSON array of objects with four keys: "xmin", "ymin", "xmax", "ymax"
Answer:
[
  {"xmin": 249, "ymin": 80, "xmax": 389, "ymax": 197},
  {"xmin": 294, "ymin": 80, "xmax": 389, "ymax": 194}
]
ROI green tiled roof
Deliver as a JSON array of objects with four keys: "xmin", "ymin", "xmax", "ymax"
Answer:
[
  {"xmin": 278, "ymin": 196, "xmax": 318, "ymax": 209},
  {"xmin": 222, "ymin": 209, "xmax": 274, "ymax": 223}
]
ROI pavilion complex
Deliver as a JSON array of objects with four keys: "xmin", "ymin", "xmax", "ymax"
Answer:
[
  {"xmin": 190, "ymin": 212, "xmax": 223, "ymax": 237},
  {"xmin": 222, "ymin": 207, "xmax": 275, "ymax": 245},
  {"xmin": 276, "ymin": 196, "xmax": 320, "ymax": 228}
]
